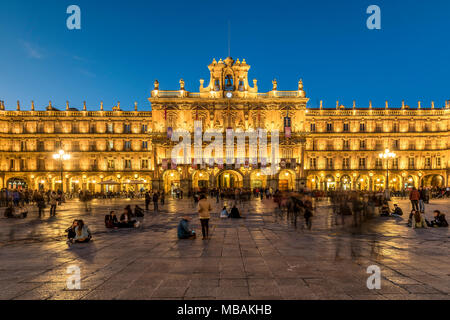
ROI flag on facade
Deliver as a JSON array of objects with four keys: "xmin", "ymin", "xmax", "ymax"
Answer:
[
  {"xmin": 284, "ymin": 126, "xmax": 291, "ymax": 138},
  {"xmin": 284, "ymin": 115, "xmax": 291, "ymax": 138}
]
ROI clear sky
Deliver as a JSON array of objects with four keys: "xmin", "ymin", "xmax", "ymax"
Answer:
[{"xmin": 0, "ymin": 0, "xmax": 449, "ymax": 111}]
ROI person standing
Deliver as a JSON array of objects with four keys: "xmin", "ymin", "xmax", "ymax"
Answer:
[
  {"xmin": 409, "ymin": 187, "xmax": 420, "ymax": 211},
  {"xmin": 161, "ymin": 192, "xmax": 165, "ymax": 205},
  {"xmin": 198, "ymin": 194, "xmax": 212, "ymax": 240},
  {"xmin": 49, "ymin": 191, "xmax": 58, "ymax": 216},
  {"xmin": 418, "ymin": 187, "xmax": 426, "ymax": 213},
  {"xmin": 145, "ymin": 191, "xmax": 151, "ymax": 211},
  {"xmin": 35, "ymin": 191, "xmax": 46, "ymax": 218},
  {"xmin": 152, "ymin": 191, "xmax": 159, "ymax": 213}
]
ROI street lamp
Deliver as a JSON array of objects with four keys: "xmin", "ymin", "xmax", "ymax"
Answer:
[
  {"xmin": 378, "ymin": 148, "xmax": 396, "ymax": 200},
  {"xmin": 53, "ymin": 149, "xmax": 70, "ymax": 192}
]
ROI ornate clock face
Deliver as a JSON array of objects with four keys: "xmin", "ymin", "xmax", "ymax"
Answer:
[{"xmin": 226, "ymin": 92, "xmax": 233, "ymax": 99}]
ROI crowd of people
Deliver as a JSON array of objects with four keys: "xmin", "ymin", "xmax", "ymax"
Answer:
[{"xmin": 2, "ymin": 184, "xmax": 448, "ymax": 248}]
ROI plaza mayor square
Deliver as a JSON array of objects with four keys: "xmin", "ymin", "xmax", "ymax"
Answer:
[{"xmin": 0, "ymin": 0, "xmax": 448, "ymax": 312}]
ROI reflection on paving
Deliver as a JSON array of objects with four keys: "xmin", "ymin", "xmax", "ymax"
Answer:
[{"xmin": 0, "ymin": 197, "xmax": 448, "ymax": 300}]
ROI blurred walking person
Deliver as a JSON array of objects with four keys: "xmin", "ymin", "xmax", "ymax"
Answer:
[{"xmin": 198, "ymin": 194, "xmax": 212, "ymax": 240}]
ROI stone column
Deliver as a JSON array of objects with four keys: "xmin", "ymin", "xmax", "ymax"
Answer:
[
  {"xmin": 298, "ymin": 138, "xmax": 307, "ymax": 190},
  {"xmin": 243, "ymin": 172, "xmax": 250, "ymax": 189}
]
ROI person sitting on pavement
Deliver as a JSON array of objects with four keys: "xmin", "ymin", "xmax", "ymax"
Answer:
[
  {"xmin": 229, "ymin": 204, "xmax": 242, "ymax": 218},
  {"xmin": 4, "ymin": 204, "xmax": 27, "ymax": 218},
  {"xmin": 125, "ymin": 205, "xmax": 134, "ymax": 218},
  {"xmin": 105, "ymin": 211, "xmax": 119, "ymax": 228},
  {"xmin": 220, "ymin": 206, "xmax": 229, "ymax": 219},
  {"xmin": 428, "ymin": 210, "xmax": 448, "ymax": 227},
  {"xmin": 411, "ymin": 210, "xmax": 427, "ymax": 229},
  {"xmin": 66, "ymin": 220, "xmax": 78, "ymax": 243},
  {"xmin": 134, "ymin": 205, "xmax": 145, "ymax": 217},
  {"xmin": 70, "ymin": 219, "xmax": 92, "ymax": 243},
  {"xmin": 119, "ymin": 207, "xmax": 140, "ymax": 228},
  {"xmin": 380, "ymin": 201, "xmax": 390, "ymax": 217},
  {"xmin": 391, "ymin": 204, "xmax": 404, "ymax": 217},
  {"xmin": 177, "ymin": 216, "xmax": 196, "ymax": 239}
]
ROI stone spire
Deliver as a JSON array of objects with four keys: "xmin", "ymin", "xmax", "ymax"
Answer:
[
  {"xmin": 31, "ymin": 100, "xmax": 35, "ymax": 111},
  {"xmin": 83, "ymin": 101, "xmax": 87, "ymax": 111},
  {"xmin": 100, "ymin": 101, "xmax": 104, "ymax": 111},
  {"xmin": 17, "ymin": 100, "xmax": 20, "ymax": 111},
  {"xmin": 66, "ymin": 101, "xmax": 69, "ymax": 110},
  {"xmin": 134, "ymin": 101, "xmax": 138, "ymax": 111},
  {"xmin": 298, "ymin": 79, "xmax": 305, "ymax": 98}
]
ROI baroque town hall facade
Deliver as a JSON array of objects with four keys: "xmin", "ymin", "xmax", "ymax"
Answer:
[{"xmin": 1, "ymin": 57, "xmax": 449, "ymax": 193}]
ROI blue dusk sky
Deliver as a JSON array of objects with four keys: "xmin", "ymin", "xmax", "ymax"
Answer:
[{"xmin": 0, "ymin": 0, "xmax": 449, "ymax": 111}]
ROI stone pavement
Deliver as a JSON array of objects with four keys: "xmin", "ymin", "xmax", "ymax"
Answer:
[{"xmin": 0, "ymin": 196, "xmax": 448, "ymax": 300}]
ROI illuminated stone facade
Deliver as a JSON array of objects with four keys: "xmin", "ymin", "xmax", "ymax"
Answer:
[{"xmin": 1, "ymin": 57, "xmax": 449, "ymax": 193}]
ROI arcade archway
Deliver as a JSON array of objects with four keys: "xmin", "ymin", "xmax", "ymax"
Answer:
[
  {"xmin": 163, "ymin": 170, "xmax": 181, "ymax": 194},
  {"xmin": 325, "ymin": 175, "xmax": 335, "ymax": 190},
  {"xmin": 7, "ymin": 177, "xmax": 28, "ymax": 190},
  {"xmin": 278, "ymin": 169, "xmax": 295, "ymax": 191},
  {"xmin": 373, "ymin": 175, "xmax": 385, "ymax": 191},
  {"xmin": 192, "ymin": 170, "xmax": 210, "ymax": 191},
  {"xmin": 422, "ymin": 174, "xmax": 444, "ymax": 187},
  {"xmin": 307, "ymin": 175, "xmax": 320, "ymax": 190},
  {"xmin": 340, "ymin": 175, "xmax": 352, "ymax": 190},
  {"xmin": 388, "ymin": 174, "xmax": 402, "ymax": 191},
  {"xmin": 250, "ymin": 170, "xmax": 267, "ymax": 190},
  {"xmin": 356, "ymin": 175, "xmax": 369, "ymax": 191},
  {"xmin": 217, "ymin": 170, "xmax": 243, "ymax": 189}
]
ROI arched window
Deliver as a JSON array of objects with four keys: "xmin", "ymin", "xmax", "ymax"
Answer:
[
  {"xmin": 238, "ymin": 80, "xmax": 244, "ymax": 91},
  {"xmin": 224, "ymin": 75, "xmax": 234, "ymax": 91}
]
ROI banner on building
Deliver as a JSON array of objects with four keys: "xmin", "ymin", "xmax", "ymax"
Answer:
[
  {"xmin": 284, "ymin": 126, "xmax": 291, "ymax": 138},
  {"xmin": 167, "ymin": 127, "xmax": 173, "ymax": 139},
  {"xmin": 284, "ymin": 116, "xmax": 291, "ymax": 138},
  {"xmin": 162, "ymin": 159, "xmax": 168, "ymax": 170}
]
